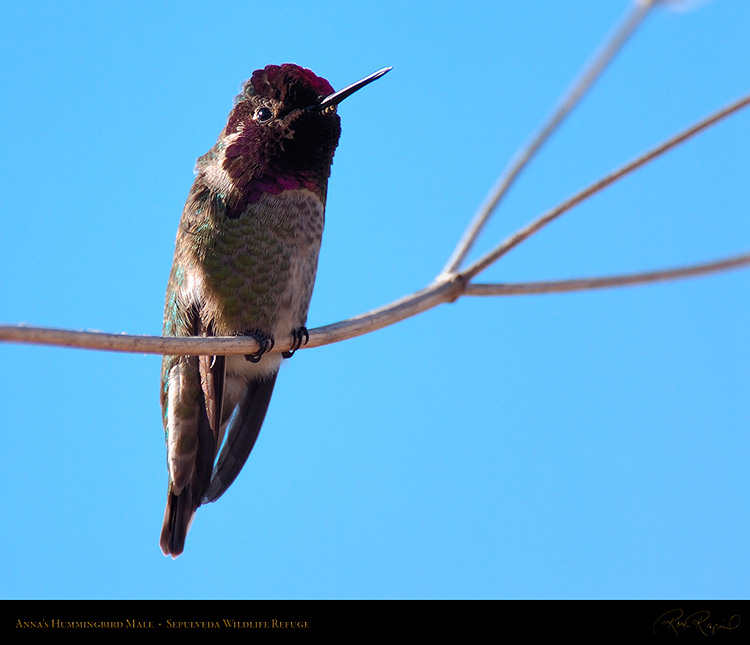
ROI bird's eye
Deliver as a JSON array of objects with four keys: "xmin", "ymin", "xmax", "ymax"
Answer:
[{"xmin": 254, "ymin": 107, "xmax": 274, "ymax": 123}]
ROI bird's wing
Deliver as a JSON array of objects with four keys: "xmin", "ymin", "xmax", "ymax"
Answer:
[
  {"xmin": 159, "ymin": 262, "xmax": 227, "ymax": 556},
  {"xmin": 159, "ymin": 352, "xmax": 217, "ymax": 557}
]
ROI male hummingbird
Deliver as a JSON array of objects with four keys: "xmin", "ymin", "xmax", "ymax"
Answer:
[{"xmin": 159, "ymin": 64, "xmax": 390, "ymax": 557}]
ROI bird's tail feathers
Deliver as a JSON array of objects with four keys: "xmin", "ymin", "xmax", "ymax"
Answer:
[
  {"xmin": 202, "ymin": 371, "xmax": 278, "ymax": 504},
  {"xmin": 160, "ymin": 485, "xmax": 199, "ymax": 558}
]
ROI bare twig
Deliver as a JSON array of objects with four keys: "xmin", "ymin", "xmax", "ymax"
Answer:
[
  {"xmin": 459, "ymin": 92, "xmax": 750, "ymax": 283},
  {"xmin": 440, "ymin": 0, "xmax": 657, "ymax": 276},
  {"xmin": 466, "ymin": 253, "xmax": 750, "ymax": 296}
]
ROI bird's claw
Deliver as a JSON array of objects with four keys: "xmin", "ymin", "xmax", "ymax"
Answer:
[
  {"xmin": 282, "ymin": 327, "xmax": 309, "ymax": 359},
  {"xmin": 243, "ymin": 331, "xmax": 275, "ymax": 363}
]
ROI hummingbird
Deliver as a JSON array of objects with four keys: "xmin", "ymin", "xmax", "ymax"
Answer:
[{"xmin": 159, "ymin": 64, "xmax": 391, "ymax": 557}]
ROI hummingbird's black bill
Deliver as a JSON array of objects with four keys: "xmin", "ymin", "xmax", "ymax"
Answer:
[{"xmin": 311, "ymin": 66, "xmax": 392, "ymax": 111}]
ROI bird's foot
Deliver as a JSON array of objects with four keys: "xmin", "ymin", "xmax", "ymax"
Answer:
[
  {"xmin": 282, "ymin": 326, "xmax": 309, "ymax": 359},
  {"xmin": 242, "ymin": 330, "xmax": 275, "ymax": 363}
]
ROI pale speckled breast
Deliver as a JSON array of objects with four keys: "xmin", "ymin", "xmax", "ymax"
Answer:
[{"xmin": 195, "ymin": 188, "xmax": 325, "ymax": 338}]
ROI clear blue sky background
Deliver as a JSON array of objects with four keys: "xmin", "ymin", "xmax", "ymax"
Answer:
[{"xmin": 0, "ymin": 1, "xmax": 747, "ymax": 599}]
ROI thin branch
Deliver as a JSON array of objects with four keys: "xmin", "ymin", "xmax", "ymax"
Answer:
[
  {"xmin": 2, "ymin": 245, "xmax": 748, "ymax": 357},
  {"xmin": 440, "ymin": 0, "xmax": 657, "ymax": 276},
  {"xmin": 459, "ymin": 92, "xmax": 750, "ymax": 283},
  {"xmin": 304, "ymin": 276, "xmax": 463, "ymax": 348},
  {"xmin": 0, "ymin": 277, "xmax": 465, "ymax": 356},
  {"xmin": 0, "ymin": 326, "xmax": 265, "ymax": 356},
  {"xmin": 465, "ymin": 252, "xmax": 750, "ymax": 296}
]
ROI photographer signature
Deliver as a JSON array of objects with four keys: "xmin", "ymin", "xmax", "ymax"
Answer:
[{"xmin": 653, "ymin": 609, "xmax": 740, "ymax": 637}]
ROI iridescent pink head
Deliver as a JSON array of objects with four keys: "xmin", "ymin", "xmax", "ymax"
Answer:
[{"xmin": 216, "ymin": 64, "xmax": 391, "ymax": 207}]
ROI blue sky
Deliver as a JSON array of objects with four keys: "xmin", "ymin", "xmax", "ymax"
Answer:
[{"xmin": 0, "ymin": 1, "xmax": 747, "ymax": 599}]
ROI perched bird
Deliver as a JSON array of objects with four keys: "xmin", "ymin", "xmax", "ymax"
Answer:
[{"xmin": 159, "ymin": 64, "xmax": 390, "ymax": 557}]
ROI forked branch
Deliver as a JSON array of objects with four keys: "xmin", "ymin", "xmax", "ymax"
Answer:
[
  {"xmin": 1, "ymin": 91, "xmax": 747, "ymax": 356},
  {"xmin": 441, "ymin": 0, "xmax": 658, "ymax": 276},
  {"xmin": 459, "ymin": 93, "xmax": 750, "ymax": 283},
  {"xmin": 0, "ymin": 1, "xmax": 746, "ymax": 357}
]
